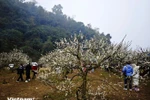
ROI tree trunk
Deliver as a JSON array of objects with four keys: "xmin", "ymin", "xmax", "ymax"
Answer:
[{"xmin": 81, "ymin": 72, "xmax": 87, "ymax": 100}]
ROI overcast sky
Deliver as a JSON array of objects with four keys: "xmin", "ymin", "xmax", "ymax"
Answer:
[{"xmin": 28, "ymin": 0, "xmax": 150, "ymax": 49}]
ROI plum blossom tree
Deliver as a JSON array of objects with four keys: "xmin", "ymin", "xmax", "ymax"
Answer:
[
  {"xmin": 105, "ymin": 41, "xmax": 132, "ymax": 73},
  {"xmin": 39, "ymin": 33, "xmax": 130, "ymax": 100},
  {"xmin": 131, "ymin": 48, "xmax": 150, "ymax": 78},
  {"xmin": 0, "ymin": 49, "xmax": 30, "ymax": 68}
]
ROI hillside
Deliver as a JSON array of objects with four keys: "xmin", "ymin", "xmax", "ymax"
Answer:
[
  {"xmin": 0, "ymin": 68, "xmax": 150, "ymax": 100},
  {"xmin": 0, "ymin": 0, "xmax": 111, "ymax": 61}
]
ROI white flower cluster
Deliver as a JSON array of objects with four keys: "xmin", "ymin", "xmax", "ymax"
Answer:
[
  {"xmin": 0, "ymin": 49, "xmax": 30, "ymax": 67},
  {"xmin": 37, "ymin": 67, "xmax": 59, "ymax": 80},
  {"xmin": 55, "ymin": 79, "xmax": 75, "ymax": 97},
  {"xmin": 88, "ymin": 85, "xmax": 107, "ymax": 100}
]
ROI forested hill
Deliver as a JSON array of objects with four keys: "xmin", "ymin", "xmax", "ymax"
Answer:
[{"xmin": 0, "ymin": 0, "xmax": 111, "ymax": 60}]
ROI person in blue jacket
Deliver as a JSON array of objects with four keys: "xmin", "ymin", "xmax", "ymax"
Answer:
[{"xmin": 122, "ymin": 61, "xmax": 133, "ymax": 91}]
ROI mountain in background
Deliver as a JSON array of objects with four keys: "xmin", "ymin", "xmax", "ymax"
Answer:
[{"xmin": 0, "ymin": 0, "xmax": 111, "ymax": 61}]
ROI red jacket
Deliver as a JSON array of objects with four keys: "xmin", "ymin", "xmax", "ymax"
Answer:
[{"xmin": 32, "ymin": 66, "xmax": 38, "ymax": 71}]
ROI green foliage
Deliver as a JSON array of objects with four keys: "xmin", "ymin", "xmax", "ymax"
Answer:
[
  {"xmin": 0, "ymin": 0, "xmax": 111, "ymax": 61},
  {"xmin": 52, "ymin": 4, "xmax": 63, "ymax": 15},
  {"xmin": 0, "ymin": 29, "xmax": 23, "ymax": 52}
]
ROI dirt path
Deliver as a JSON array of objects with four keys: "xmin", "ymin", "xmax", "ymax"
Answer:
[{"xmin": 0, "ymin": 70, "xmax": 51, "ymax": 100}]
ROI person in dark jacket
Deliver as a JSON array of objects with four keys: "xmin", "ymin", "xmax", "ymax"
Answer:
[
  {"xmin": 25, "ymin": 63, "xmax": 31, "ymax": 82},
  {"xmin": 16, "ymin": 64, "xmax": 24, "ymax": 82}
]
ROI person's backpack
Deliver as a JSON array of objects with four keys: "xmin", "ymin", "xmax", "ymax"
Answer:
[
  {"xmin": 124, "ymin": 65, "xmax": 133, "ymax": 76},
  {"xmin": 126, "ymin": 65, "xmax": 132, "ymax": 73}
]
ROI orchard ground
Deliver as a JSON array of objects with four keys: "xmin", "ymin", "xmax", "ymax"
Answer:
[{"xmin": 0, "ymin": 68, "xmax": 150, "ymax": 100}]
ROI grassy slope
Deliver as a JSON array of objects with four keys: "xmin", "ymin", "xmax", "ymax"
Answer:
[{"xmin": 0, "ymin": 68, "xmax": 150, "ymax": 100}]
